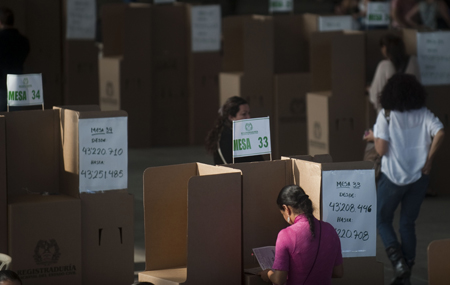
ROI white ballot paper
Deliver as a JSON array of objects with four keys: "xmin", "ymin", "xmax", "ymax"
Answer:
[{"xmin": 252, "ymin": 246, "xmax": 276, "ymax": 270}]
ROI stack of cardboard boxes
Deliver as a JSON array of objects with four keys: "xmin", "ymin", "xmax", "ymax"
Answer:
[
  {"xmin": 0, "ymin": 108, "xmax": 134, "ymax": 285},
  {"xmin": 220, "ymin": 14, "xmax": 310, "ymax": 159},
  {"xmin": 99, "ymin": 2, "xmax": 222, "ymax": 147}
]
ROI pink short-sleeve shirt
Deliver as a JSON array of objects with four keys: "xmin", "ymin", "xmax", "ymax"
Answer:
[{"xmin": 272, "ymin": 215, "xmax": 343, "ymax": 285}]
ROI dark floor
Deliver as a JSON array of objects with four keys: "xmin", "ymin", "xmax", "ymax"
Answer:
[{"xmin": 129, "ymin": 146, "xmax": 450, "ymax": 284}]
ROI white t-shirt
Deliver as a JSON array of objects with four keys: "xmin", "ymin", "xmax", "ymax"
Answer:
[{"xmin": 374, "ymin": 108, "xmax": 443, "ymax": 186}]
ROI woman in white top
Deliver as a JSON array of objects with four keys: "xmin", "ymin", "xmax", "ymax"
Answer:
[
  {"xmin": 367, "ymin": 74, "xmax": 444, "ymax": 285},
  {"xmin": 405, "ymin": 0, "xmax": 450, "ymax": 30},
  {"xmin": 368, "ymin": 34, "xmax": 420, "ymax": 113}
]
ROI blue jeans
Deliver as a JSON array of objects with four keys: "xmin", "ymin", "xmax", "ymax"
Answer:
[{"xmin": 377, "ymin": 173, "xmax": 430, "ymax": 262}]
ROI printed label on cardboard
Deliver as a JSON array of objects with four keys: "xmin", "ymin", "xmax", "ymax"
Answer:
[
  {"xmin": 16, "ymin": 239, "xmax": 78, "ymax": 280},
  {"xmin": 417, "ymin": 31, "xmax": 450, "ymax": 86},
  {"xmin": 78, "ymin": 117, "xmax": 128, "ymax": 192},
  {"xmin": 232, "ymin": 117, "xmax": 271, "ymax": 158},
  {"xmin": 7, "ymin": 74, "xmax": 44, "ymax": 106},
  {"xmin": 66, "ymin": 0, "xmax": 96, "ymax": 39},
  {"xmin": 269, "ymin": 0, "xmax": 293, "ymax": 13},
  {"xmin": 322, "ymin": 170, "xmax": 377, "ymax": 258},
  {"xmin": 191, "ymin": 5, "xmax": 221, "ymax": 52},
  {"xmin": 318, "ymin": 16, "xmax": 353, "ymax": 32},
  {"xmin": 366, "ymin": 2, "xmax": 390, "ymax": 26}
]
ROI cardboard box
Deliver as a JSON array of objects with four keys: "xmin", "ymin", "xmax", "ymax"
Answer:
[
  {"xmin": 54, "ymin": 106, "xmax": 128, "ymax": 194},
  {"xmin": 290, "ymin": 157, "xmax": 384, "ymax": 285},
  {"xmin": 402, "ymin": 28, "xmax": 418, "ymax": 56},
  {"xmin": 225, "ymin": 160, "xmax": 293, "ymax": 269},
  {"xmin": 151, "ymin": 3, "xmax": 190, "ymax": 146},
  {"xmin": 139, "ymin": 163, "xmax": 242, "ymax": 284},
  {"xmin": 1, "ymin": 110, "xmax": 61, "ymax": 196},
  {"xmin": 81, "ymin": 190, "xmax": 134, "ymax": 285},
  {"xmin": 8, "ymin": 194, "xmax": 82, "ymax": 285},
  {"xmin": 307, "ymin": 91, "xmax": 366, "ymax": 162},
  {"xmin": 310, "ymin": 31, "xmax": 365, "ymax": 95},
  {"xmin": 243, "ymin": 15, "xmax": 309, "ymax": 76},
  {"xmin": 222, "ymin": 15, "xmax": 251, "ymax": 72},
  {"xmin": 425, "ymin": 85, "xmax": 450, "ymax": 195},
  {"xmin": 0, "ymin": 116, "xmax": 6, "ymax": 253},
  {"xmin": 23, "ymin": 0, "xmax": 63, "ymax": 108},
  {"xmin": 219, "ymin": 72, "xmax": 243, "ymax": 106},
  {"xmin": 101, "ymin": 3, "xmax": 152, "ymax": 61},
  {"xmin": 273, "ymin": 73, "xmax": 310, "ymax": 159},
  {"xmin": 189, "ymin": 52, "xmax": 222, "ymax": 145},
  {"xmin": 99, "ymin": 57, "xmax": 151, "ymax": 148},
  {"xmin": 64, "ymin": 40, "xmax": 99, "ymax": 106}
]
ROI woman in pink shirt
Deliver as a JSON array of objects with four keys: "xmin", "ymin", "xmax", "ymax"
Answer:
[{"xmin": 258, "ymin": 185, "xmax": 344, "ymax": 285}]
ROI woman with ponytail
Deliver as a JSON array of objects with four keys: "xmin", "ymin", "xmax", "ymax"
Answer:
[
  {"xmin": 259, "ymin": 185, "xmax": 344, "ymax": 285},
  {"xmin": 205, "ymin": 96, "xmax": 263, "ymax": 164}
]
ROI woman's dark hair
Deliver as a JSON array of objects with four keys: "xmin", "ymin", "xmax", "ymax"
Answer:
[
  {"xmin": 205, "ymin": 96, "xmax": 248, "ymax": 154},
  {"xmin": 380, "ymin": 73, "xmax": 427, "ymax": 112},
  {"xmin": 380, "ymin": 34, "xmax": 408, "ymax": 73},
  {"xmin": 0, "ymin": 270, "xmax": 22, "ymax": 285},
  {"xmin": 277, "ymin": 185, "xmax": 315, "ymax": 238},
  {"xmin": 0, "ymin": 7, "xmax": 14, "ymax": 26}
]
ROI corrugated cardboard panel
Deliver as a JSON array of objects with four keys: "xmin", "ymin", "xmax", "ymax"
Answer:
[
  {"xmin": 8, "ymin": 195, "xmax": 82, "ymax": 285},
  {"xmin": 144, "ymin": 163, "xmax": 197, "ymax": 271},
  {"xmin": 292, "ymin": 159, "xmax": 323, "ymax": 219},
  {"xmin": 244, "ymin": 15, "xmax": 274, "ymax": 76},
  {"xmin": 0, "ymin": 116, "xmax": 6, "ymax": 253},
  {"xmin": 186, "ymin": 172, "xmax": 241, "ymax": 284},
  {"xmin": 227, "ymin": 160, "xmax": 293, "ymax": 269},
  {"xmin": 99, "ymin": 57, "xmax": 122, "ymax": 111},
  {"xmin": 310, "ymin": 31, "xmax": 342, "ymax": 92},
  {"xmin": 64, "ymin": 40, "xmax": 99, "ymax": 105},
  {"xmin": 2, "ymin": 110, "xmax": 60, "ymax": 195},
  {"xmin": 425, "ymin": 85, "xmax": 450, "ymax": 195},
  {"xmin": 274, "ymin": 73, "xmax": 310, "ymax": 159},
  {"xmin": 222, "ymin": 15, "xmax": 250, "ymax": 72},
  {"xmin": 151, "ymin": 4, "xmax": 190, "ymax": 146},
  {"xmin": 81, "ymin": 190, "xmax": 134, "ymax": 285},
  {"xmin": 219, "ymin": 72, "xmax": 243, "ymax": 106},
  {"xmin": 332, "ymin": 32, "xmax": 365, "ymax": 100},
  {"xmin": 241, "ymin": 74, "xmax": 274, "ymax": 119},
  {"xmin": 101, "ymin": 4, "xmax": 127, "ymax": 57},
  {"xmin": 428, "ymin": 239, "xmax": 450, "ymax": 284},
  {"xmin": 307, "ymin": 92, "xmax": 331, "ymax": 156},
  {"xmin": 23, "ymin": 0, "xmax": 63, "ymax": 108},
  {"xmin": 189, "ymin": 52, "xmax": 221, "ymax": 145},
  {"xmin": 124, "ymin": 4, "xmax": 152, "ymax": 61}
]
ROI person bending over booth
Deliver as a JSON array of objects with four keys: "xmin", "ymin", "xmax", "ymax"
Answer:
[
  {"xmin": 258, "ymin": 185, "xmax": 344, "ymax": 285},
  {"xmin": 205, "ymin": 96, "xmax": 264, "ymax": 165},
  {"xmin": 366, "ymin": 74, "xmax": 444, "ymax": 285}
]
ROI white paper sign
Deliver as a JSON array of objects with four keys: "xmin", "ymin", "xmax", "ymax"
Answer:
[
  {"xmin": 318, "ymin": 16, "xmax": 353, "ymax": 32},
  {"xmin": 66, "ymin": 0, "xmax": 96, "ymax": 40},
  {"xmin": 154, "ymin": 0, "xmax": 175, "ymax": 3},
  {"xmin": 366, "ymin": 2, "xmax": 390, "ymax": 26},
  {"xmin": 417, "ymin": 32, "xmax": 450, "ymax": 86},
  {"xmin": 191, "ymin": 5, "xmax": 221, "ymax": 52},
  {"xmin": 78, "ymin": 117, "xmax": 128, "ymax": 192},
  {"xmin": 269, "ymin": 0, "xmax": 293, "ymax": 13},
  {"xmin": 322, "ymin": 170, "xmax": 376, "ymax": 258},
  {"xmin": 7, "ymin": 74, "xmax": 44, "ymax": 106},
  {"xmin": 232, "ymin": 117, "xmax": 271, "ymax": 158}
]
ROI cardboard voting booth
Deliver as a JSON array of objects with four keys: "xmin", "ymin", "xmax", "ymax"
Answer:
[
  {"xmin": 290, "ymin": 156, "xmax": 384, "ymax": 285},
  {"xmin": 99, "ymin": 57, "xmax": 152, "ymax": 148},
  {"xmin": 55, "ymin": 105, "xmax": 134, "ymax": 284},
  {"xmin": 139, "ymin": 163, "xmax": 242, "ymax": 285},
  {"xmin": 0, "ymin": 110, "xmax": 82, "ymax": 285}
]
